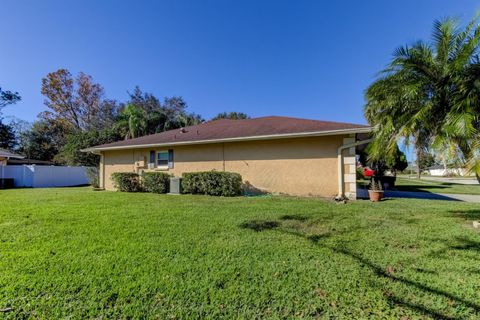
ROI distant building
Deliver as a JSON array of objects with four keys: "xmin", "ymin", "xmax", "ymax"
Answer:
[
  {"xmin": 428, "ymin": 165, "xmax": 472, "ymax": 177},
  {"xmin": 0, "ymin": 148, "xmax": 24, "ymax": 166}
]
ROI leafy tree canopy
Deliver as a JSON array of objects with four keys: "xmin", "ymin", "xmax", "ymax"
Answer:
[
  {"xmin": 40, "ymin": 69, "xmax": 119, "ymax": 132},
  {"xmin": 116, "ymin": 87, "xmax": 204, "ymax": 140},
  {"xmin": 212, "ymin": 112, "xmax": 250, "ymax": 120},
  {"xmin": 58, "ymin": 128, "xmax": 122, "ymax": 166},
  {"xmin": 364, "ymin": 14, "xmax": 480, "ymax": 181},
  {"xmin": 0, "ymin": 87, "xmax": 21, "ymax": 111},
  {"xmin": 360, "ymin": 144, "xmax": 408, "ymax": 176},
  {"xmin": 17, "ymin": 120, "xmax": 60, "ymax": 162},
  {"xmin": 0, "ymin": 121, "xmax": 16, "ymax": 150}
]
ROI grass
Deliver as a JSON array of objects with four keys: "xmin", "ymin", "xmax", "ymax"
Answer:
[
  {"xmin": 0, "ymin": 188, "xmax": 480, "ymax": 319},
  {"xmin": 395, "ymin": 177, "xmax": 480, "ymax": 195}
]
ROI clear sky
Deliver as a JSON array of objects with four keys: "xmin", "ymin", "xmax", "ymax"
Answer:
[{"xmin": 1, "ymin": 0, "xmax": 479, "ymax": 125}]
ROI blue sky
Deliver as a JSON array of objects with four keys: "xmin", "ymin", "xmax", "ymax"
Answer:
[{"xmin": 1, "ymin": 0, "xmax": 479, "ymax": 125}]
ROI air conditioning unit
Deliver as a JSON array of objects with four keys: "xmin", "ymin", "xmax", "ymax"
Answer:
[
  {"xmin": 169, "ymin": 177, "xmax": 182, "ymax": 195},
  {"xmin": 147, "ymin": 163, "xmax": 155, "ymax": 169}
]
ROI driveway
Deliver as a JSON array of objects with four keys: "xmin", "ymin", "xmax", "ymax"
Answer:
[{"xmin": 357, "ymin": 188, "xmax": 480, "ymax": 203}]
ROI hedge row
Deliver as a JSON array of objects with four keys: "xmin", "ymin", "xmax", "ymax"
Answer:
[
  {"xmin": 111, "ymin": 172, "xmax": 171, "ymax": 193},
  {"xmin": 181, "ymin": 171, "xmax": 242, "ymax": 196},
  {"xmin": 111, "ymin": 171, "xmax": 243, "ymax": 196},
  {"xmin": 142, "ymin": 172, "xmax": 171, "ymax": 193}
]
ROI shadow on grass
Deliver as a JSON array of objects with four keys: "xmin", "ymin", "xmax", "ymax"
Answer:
[
  {"xmin": 333, "ymin": 246, "xmax": 480, "ymax": 314},
  {"xmin": 449, "ymin": 209, "xmax": 480, "ymax": 220},
  {"xmin": 239, "ymin": 220, "xmax": 279, "ymax": 232},
  {"xmin": 240, "ymin": 216, "xmax": 480, "ymax": 318},
  {"xmin": 395, "ymin": 185, "xmax": 450, "ymax": 192},
  {"xmin": 306, "ymin": 234, "xmax": 330, "ymax": 243},
  {"xmin": 449, "ymin": 236, "xmax": 480, "ymax": 252},
  {"xmin": 242, "ymin": 181, "xmax": 270, "ymax": 196},
  {"xmin": 279, "ymin": 214, "xmax": 308, "ymax": 221},
  {"xmin": 436, "ymin": 236, "xmax": 480, "ymax": 253},
  {"xmin": 387, "ymin": 295, "xmax": 457, "ymax": 320}
]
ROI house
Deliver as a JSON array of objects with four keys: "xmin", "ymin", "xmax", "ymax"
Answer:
[
  {"xmin": 0, "ymin": 148, "xmax": 89, "ymax": 188},
  {"xmin": 84, "ymin": 116, "xmax": 372, "ymax": 199},
  {"xmin": 428, "ymin": 165, "xmax": 473, "ymax": 177},
  {"xmin": 6, "ymin": 158, "xmax": 55, "ymax": 166},
  {"xmin": 0, "ymin": 148, "xmax": 24, "ymax": 166}
]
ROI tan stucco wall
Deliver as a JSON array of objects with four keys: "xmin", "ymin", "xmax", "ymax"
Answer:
[{"xmin": 101, "ymin": 135, "xmax": 348, "ymax": 197}]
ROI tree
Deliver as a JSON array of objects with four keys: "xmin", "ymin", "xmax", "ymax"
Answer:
[
  {"xmin": 118, "ymin": 87, "xmax": 204, "ymax": 138},
  {"xmin": 40, "ymin": 69, "xmax": 118, "ymax": 131},
  {"xmin": 7, "ymin": 117, "xmax": 31, "ymax": 151},
  {"xmin": 385, "ymin": 148, "xmax": 409, "ymax": 176},
  {"xmin": 39, "ymin": 69, "xmax": 120, "ymax": 162},
  {"xmin": 0, "ymin": 87, "xmax": 21, "ymax": 111},
  {"xmin": 58, "ymin": 128, "xmax": 121, "ymax": 166},
  {"xmin": 417, "ymin": 151, "xmax": 436, "ymax": 173},
  {"xmin": 116, "ymin": 104, "xmax": 148, "ymax": 139},
  {"xmin": 365, "ymin": 15, "xmax": 480, "ymax": 182},
  {"xmin": 18, "ymin": 120, "xmax": 63, "ymax": 162},
  {"xmin": 212, "ymin": 112, "xmax": 250, "ymax": 120},
  {"xmin": 125, "ymin": 86, "xmax": 167, "ymax": 133},
  {"xmin": 162, "ymin": 96, "xmax": 203, "ymax": 129},
  {"xmin": 435, "ymin": 141, "xmax": 464, "ymax": 171},
  {"xmin": 360, "ymin": 144, "xmax": 408, "ymax": 176},
  {"xmin": 0, "ymin": 121, "xmax": 16, "ymax": 150},
  {"xmin": 175, "ymin": 112, "xmax": 203, "ymax": 127}
]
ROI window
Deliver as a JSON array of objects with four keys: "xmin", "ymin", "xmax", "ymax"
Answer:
[{"xmin": 157, "ymin": 151, "xmax": 169, "ymax": 167}]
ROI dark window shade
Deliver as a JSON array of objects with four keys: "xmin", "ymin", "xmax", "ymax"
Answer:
[
  {"xmin": 149, "ymin": 151, "xmax": 155, "ymax": 164},
  {"xmin": 168, "ymin": 149, "xmax": 174, "ymax": 169}
]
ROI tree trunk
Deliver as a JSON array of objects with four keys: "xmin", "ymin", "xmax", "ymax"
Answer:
[
  {"xmin": 416, "ymin": 149, "xmax": 421, "ymax": 179},
  {"xmin": 476, "ymin": 172, "xmax": 480, "ymax": 184}
]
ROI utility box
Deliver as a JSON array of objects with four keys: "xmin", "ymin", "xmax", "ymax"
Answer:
[
  {"xmin": 169, "ymin": 177, "xmax": 182, "ymax": 195},
  {"xmin": 0, "ymin": 178, "xmax": 14, "ymax": 189}
]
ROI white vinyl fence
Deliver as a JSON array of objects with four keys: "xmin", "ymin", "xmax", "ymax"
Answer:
[{"xmin": 0, "ymin": 165, "xmax": 90, "ymax": 188}]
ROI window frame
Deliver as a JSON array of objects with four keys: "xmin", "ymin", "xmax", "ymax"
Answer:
[{"xmin": 156, "ymin": 150, "xmax": 169, "ymax": 169}]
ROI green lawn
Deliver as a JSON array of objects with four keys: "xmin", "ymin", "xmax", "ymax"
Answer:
[
  {"xmin": 1, "ymin": 188, "xmax": 480, "ymax": 319},
  {"xmin": 395, "ymin": 177, "xmax": 480, "ymax": 195}
]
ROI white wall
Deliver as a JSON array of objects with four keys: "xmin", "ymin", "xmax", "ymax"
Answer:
[
  {"xmin": 429, "ymin": 168, "xmax": 473, "ymax": 177},
  {"xmin": 0, "ymin": 165, "xmax": 90, "ymax": 188}
]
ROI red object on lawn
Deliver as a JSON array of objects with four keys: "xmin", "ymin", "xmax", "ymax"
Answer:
[{"xmin": 363, "ymin": 168, "xmax": 375, "ymax": 177}]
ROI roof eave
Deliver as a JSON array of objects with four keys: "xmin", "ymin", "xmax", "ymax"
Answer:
[
  {"xmin": 0, "ymin": 155, "xmax": 25, "ymax": 159},
  {"xmin": 82, "ymin": 127, "xmax": 372, "ymax": 153}
]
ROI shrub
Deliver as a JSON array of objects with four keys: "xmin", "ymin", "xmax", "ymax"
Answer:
[
  {"xmin": 356, "ymin": 167, "xmax": 365, "ymax": 180},
  {"xmin": 86, "ymin": 167, "xmax": 100, "ymax": 188},
  {"xmin": 181, "ymin": 172, "xmax": 204, "ymax": 194},
  {"xmin": 142, "ymin": 172, "xmax": 171, "ymax": 194},
  {"xmin": 111, "ymin": 172, "xmax": 143, "ymax": 192},
  {"xmin": 182, "ymin": 171, "xmax": 242, "ymax": 196}
]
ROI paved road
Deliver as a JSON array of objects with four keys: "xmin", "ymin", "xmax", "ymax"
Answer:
[
  {"xmin": 357, "ymin": 188, "xmax": 480, "ymax": 203},
  {"xmin": 400, "ymin": 176, "xmax": 478, "ymax": 185}
]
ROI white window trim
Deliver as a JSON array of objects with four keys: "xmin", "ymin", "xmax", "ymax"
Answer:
[{"xmin": 156, "ymin": 150, "xmax": 169, "ymax": 169}]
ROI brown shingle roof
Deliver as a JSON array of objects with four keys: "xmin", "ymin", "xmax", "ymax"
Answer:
[{"xmin": 87, "ymin": 116, "xmax": 370, "ymax": 151}]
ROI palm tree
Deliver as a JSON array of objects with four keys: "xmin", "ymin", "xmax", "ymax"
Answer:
[
  {"xmin": 116, "ymin": 104, "xmax": 148, "ymax": 139},
  {"xmin": 365, "ymin": 15, "xmax": 480, "ymax": 182}
]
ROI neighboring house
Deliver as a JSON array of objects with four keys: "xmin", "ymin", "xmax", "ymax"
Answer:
[
  {"xmin": 428, "ymin": 165, "xmax": 473, "ymax": 177},
  {"xmin": 0, "ymin": 148, "xmax": 24, "ymax": 166},
  {"xmin": 84, "ymin": 116, "xmax": 371, "ymax": 199},
  {"xmin": 0, "ymin": 148, "xmax": 89, "ymax": 188},
  {"xmin": 7, "ymin": 158, "xmax": 55, "ymax": 165}
]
